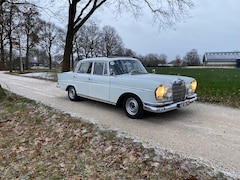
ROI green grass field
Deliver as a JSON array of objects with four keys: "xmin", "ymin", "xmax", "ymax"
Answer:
[{"xmin": 147, "ymin": 67, "xmax": 240, "ymax": 108}]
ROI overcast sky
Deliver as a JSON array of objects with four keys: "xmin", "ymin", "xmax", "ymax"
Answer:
[{"xmin": 43, "ymin": 0, "xmax": 240, "ymax": 61}]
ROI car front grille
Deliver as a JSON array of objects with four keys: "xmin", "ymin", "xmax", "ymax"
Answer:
[{"xmin": 172, "ymin": 80, "xmax": 186, "ymax": 103}]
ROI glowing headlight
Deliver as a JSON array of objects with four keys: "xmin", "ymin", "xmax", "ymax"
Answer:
[
  {"xmin": 155, "ymin": 85, "xmax": 166, "ymax": 99},
  {"xmin": 190, "ymin": 80, "xmax": 197, "ymax": 93}
]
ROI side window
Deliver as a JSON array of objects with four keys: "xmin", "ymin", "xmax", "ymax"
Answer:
[
  {"xmin": 78, "ymin": 62, "xmax": 92, "ymax": 74},
  {"xmin": 93, "ymin": 62, "xmax": 104, "ymax": 75}
]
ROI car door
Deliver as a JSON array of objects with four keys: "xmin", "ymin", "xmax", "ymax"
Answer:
[
  {"xmin": 88, "ymin": 61, "xmax": 110, "ymax": 101},
  {"xmin": 74, "ymin": 61, "xmax": 92, "ymax": 96}
]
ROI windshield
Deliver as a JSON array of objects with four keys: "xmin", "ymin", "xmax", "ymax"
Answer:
[{"xmin": 109, "ymin": 59, "xmax": 147, "ymax": 75}]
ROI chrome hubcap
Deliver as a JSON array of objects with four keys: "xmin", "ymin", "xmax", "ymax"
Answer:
[
  {"xmin": 69, "ymin": 88, "xmax": 75, "ymax": 99},
  {"xmin": 126, "ymin": 97, "xmax": 139, "ymax": 116}
]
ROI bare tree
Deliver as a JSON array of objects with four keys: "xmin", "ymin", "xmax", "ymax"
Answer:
[
  {"xmin": 184, "ymin": 49, "xmax": 201, "ymax": 66},
  {"xmin": 0, "ymin": 0, "xmax": 6, "ymax": 6},
  {"xmin": 62, "ymin": 0, "xmax": 106, "ymax": 71},
  {"xmin": 144, "ymin": 53, "xmax": 161, "ymax": 67},
  {"xmin": 123, "ymin": 48, "xmax": 137, "ymax": 57},
  {"xmin": 0, "ymin": 3, "xmax": 7, "ymax": 70},
  {"xmin": 73, "ymin": 24, "xmax": 124, "ymax": 60},
  {"xmin": 74, "ymin": 23, "xmax": 101, "ymax": 59},
  {"xmin": 99, "ymin": 25, "xmax": 123, "ymax": 57},
  {"xmin": 112, "ymin": 47, "xmax": 137, "ymax": 57},
  {"xmin": 62, "ymin": 0, "xmax": 194, "ymax": 72},
  {"xmin": 1, "ymin": 0, "xmax": 42, "ymax": 71},
  {"xmin": 159, "ymin": 53, "xmax": 167, "ymax": 65},
  {"xmin": 40, "ymin": 21, "xmax": 65, "ymax": 69},
  {"xmin": 3, "ymin": 1, "xmax": 19, "ymax": 72},
  {"xmin": 13, "ymin": 11, "xmax": 25, "ymax": 72},
  {"xmin": 21, "ymin": 5, "xmax": 41, "ymax": 70}
]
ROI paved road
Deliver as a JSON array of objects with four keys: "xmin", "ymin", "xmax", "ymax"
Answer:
[{"xmin": 1, "ymin": 71, "xmax": 240, "ymax": 178}]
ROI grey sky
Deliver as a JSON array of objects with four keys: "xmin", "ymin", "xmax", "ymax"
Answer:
[
  {"xmin": 95, "ymin": 0, "xmax": 240, "ymax": 61},
  {"xmin": 42, "ymin": 0, "xmax": 240, "ymax": 61}
]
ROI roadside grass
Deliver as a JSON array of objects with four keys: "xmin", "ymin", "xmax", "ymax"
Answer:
[
  {"xmin": 0, "ymin": 89, "xmax": 231, "ymax": 179},
  {"xmin": 148, "ymin": 67, "xmax": 240, "ymax": 108}
]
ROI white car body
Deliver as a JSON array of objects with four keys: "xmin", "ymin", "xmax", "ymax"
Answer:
[{"xmin": 57, "ymin": 57, "xmax": 197, "ymax": 119}]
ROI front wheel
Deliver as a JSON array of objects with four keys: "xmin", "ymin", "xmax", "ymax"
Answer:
[
  {"xmin": 124, "ymin": 95, "xmax": 144, "ymax": 119},
  {"xmin": 68, "ymin": 86, "xmax": 79, "ymax": 101}
]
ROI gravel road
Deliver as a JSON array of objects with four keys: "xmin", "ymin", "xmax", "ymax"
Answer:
[{"xmin": 1, "ymin": 71, "xmax": 240, "ymax": 178}]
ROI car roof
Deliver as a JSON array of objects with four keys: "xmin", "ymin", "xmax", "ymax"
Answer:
[{"xmin": 80, "ymin": 57, "xmax": 138, "ymax": 63}]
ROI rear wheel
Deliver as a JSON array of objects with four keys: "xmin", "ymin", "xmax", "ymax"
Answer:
[
  {"xmin": 124, "ymin": 95, "xmax": 144, "ymax": 119},
  {"xmin": 68, "ymin": 86, "xmax": 79, "ymax": 101}
]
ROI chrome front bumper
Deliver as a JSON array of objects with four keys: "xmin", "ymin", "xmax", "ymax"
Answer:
[{"xmin": 143, "ymin": 94, "xmax": 197, "ymax": 113}]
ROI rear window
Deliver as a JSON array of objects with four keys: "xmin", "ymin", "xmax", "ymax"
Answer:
[{"xmin": 77, "ymin": 62, "xmax": 92, "ymax": 74}]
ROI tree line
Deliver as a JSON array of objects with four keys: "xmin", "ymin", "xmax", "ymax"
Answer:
[{"xmin": 1, "ymin": 0, "xmax": 200, "ymax": 72}]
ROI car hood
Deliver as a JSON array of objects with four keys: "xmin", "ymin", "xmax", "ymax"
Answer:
[
  {"xmin": 119, "ymin": 73, "xmax": 194, "ymax": 84},
  {"xmin": 111, "ymin": 73, "xmax": 195, "ymax": 90}
]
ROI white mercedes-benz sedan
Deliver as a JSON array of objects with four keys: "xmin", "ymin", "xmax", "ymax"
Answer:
[{"xmin": 57, "ymin": 57, "xmax": 197, "ymax": 119}]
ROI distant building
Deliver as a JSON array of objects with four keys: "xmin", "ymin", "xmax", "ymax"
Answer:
[{"xmin": 203, "ymin": 52, "xmax": 240, "ymax": 67}]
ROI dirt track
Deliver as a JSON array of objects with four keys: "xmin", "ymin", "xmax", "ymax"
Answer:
[{"xmin": 1, "ymin": 71, "xmax": 240, "ymax": 178}]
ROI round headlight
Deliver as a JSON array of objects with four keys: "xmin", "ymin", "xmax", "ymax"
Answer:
[
  {"xmin": 190, "ymin": 80, "xmax": 197, "ymax": 93},
  {"xmin": 155, "ymin": 85, "xmax": 166, "ymax": 99}
]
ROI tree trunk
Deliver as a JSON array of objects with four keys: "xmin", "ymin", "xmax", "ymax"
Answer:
[
  {"xmin": 8, "ymin": 4, "xmax": 13, "ymax": 72},
  {"xmin": 48, "ymin": 52, "xmax": 52, "ymax": 70},
  {"xmin": 61, "ymin": 0, "xmax": 109, "ymax": 72},
  {"xmin": 9, "ymin": 36, "xmax": 12, "ymax": 72},
  {"xmin": 0, "ymin": 32, "xmax": 4, "ymax": 70},
  {"xmin": 62, "ymin": 29, "xmax": 74, "ymax": 72},
  {"xmin": 0, "ymin": 5, "xmax": 4, "ymax": 70},
  {"xmin": 25, "ymin": 35, "xmax": 29, "ymax": 70},
  {"xmin": 19, "ymin": 49, "xmax": 23, "ymax": 73},
  {"xmin": 18, "ymin": 34, "xmax": 23, "ymax": 73}
]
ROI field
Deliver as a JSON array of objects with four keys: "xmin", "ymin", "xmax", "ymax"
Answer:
[{"xmin": 147, "ymin": 67, "xmax": 240, "ymax": 108}]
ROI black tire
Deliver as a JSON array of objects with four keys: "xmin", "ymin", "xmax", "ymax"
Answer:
[
  {"xmin": 124, "ymin": 95, "xmax": 144, "ymax": 119},
  {"xmin": 67, "ymin": 86, "xmax": 79, "ymax": 101}
]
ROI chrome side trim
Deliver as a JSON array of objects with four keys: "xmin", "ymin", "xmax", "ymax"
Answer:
[{"xmin": 75, "ymin": 94, "xmax": 116, "ymax": 106}]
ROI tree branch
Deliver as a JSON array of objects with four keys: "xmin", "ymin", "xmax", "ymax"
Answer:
[
  {"xmin": 0, "ymin": 0, "xmax": 7, "ymax": 6},
  {"xmin": 74, "ymin": 0, "xmax": 106, "ymax": 33}
]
